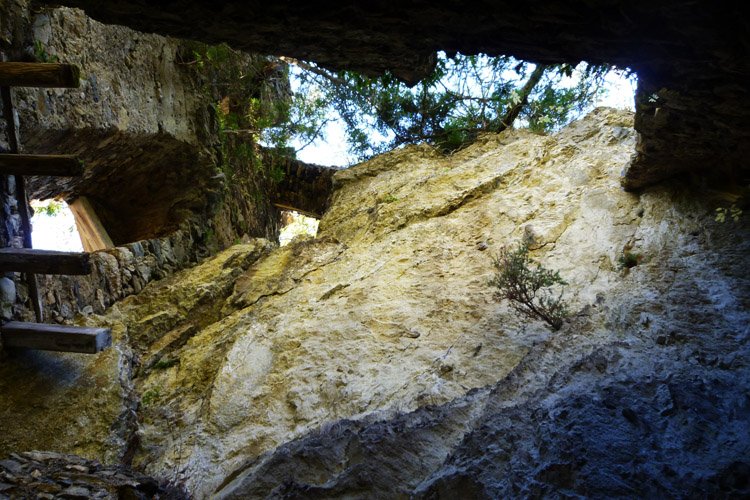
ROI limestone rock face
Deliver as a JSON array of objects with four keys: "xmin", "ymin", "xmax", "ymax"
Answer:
[
  {"xmin": 0, "ymin": 239, "xmax": 273, "ymax": 467},
  {"xmin": 131, "ymin": 108, "xmax": 746, "ymax": 496},
  {"xmin": 211, "ymin": 109, "xmax": 750, "ymax": 498},
  {"xmin": 3, "ymin": 109, "xmax": 749, "ymax": 499}
]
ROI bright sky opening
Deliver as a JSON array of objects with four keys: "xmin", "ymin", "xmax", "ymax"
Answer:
[{"xmin": 293, "ymin": 61, "xmax": 637, "ymax": 167}]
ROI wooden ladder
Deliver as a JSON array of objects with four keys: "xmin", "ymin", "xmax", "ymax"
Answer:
[{"xmin": 0, "ymin": 62, "xmax": 112, "ymax": 354}]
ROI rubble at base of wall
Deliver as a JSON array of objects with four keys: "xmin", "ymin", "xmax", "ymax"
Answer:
[{"xmin": 0, "ymin": 451, "xmax": 189, "ymax": 499}]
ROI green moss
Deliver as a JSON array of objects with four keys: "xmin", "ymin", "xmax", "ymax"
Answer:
[{"xmin": 153, "ymin": 359, "xmax": 179, "ymax": 370}]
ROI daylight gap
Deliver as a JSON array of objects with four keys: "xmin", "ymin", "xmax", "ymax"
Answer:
[
  {"xmin": 30, "ymin": 199, "xmax": 83, "ymax": 252},
  {"xmin": 279, "ymin": 210, "xmax": 319, "ymax": 246}
]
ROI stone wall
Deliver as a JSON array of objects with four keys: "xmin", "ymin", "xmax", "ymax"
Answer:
[
  {"xmin": 15, "ymin": 5, "xmax": 281, "ymax": 245},
  {"xmin": 30, "ymin": 222, "xmax": 248, "ymax": 323},
  {"xmin": 0, "ymin": 213, "xmax": 272, "ymax": 324},
  {"xmin": 0, "ymin": 0, "xmax": 33, "ymax": 252},
  {"xmin": 0, "ymin": 0, "xmax": 287, "ymax": 325},
  {"xmin": 266, "ymin": 150, "xmax": 337, "ymax": 217}
]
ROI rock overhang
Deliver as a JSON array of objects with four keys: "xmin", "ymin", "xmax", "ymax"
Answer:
[{"xmin": 43, "ymin": 0, "xmax": 750, "ymax": 189}]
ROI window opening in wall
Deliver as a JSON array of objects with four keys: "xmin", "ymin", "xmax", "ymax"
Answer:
[
  {"xmin": 30, "ymin": 199, "xmax": 83, "ymax": 251},
  {"xmin": 590, "ymin": 67, "xmax": 637, "ymax": 111},
  {"xmin": 279, "ymin": 210, "xmax": 319, "ymax": 246}
]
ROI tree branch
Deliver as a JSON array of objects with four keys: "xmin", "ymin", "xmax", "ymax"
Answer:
[
  {"xmin": 278, "ymin": 56, "xmax": 349, "ymax": 87},
  {"xmin": 497, "ymin": 64, "xmax": 549, "ymax": 132}
]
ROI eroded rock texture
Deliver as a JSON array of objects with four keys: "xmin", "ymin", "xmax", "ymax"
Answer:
[
  {"xmin": 209, "ymin": 109, "xmax": 750, "ymax": 499},
  {"xmin": 3, "ymin": 109, "xmax": 748, "ymax": 499},
  {"xmin": 46, "ymin": 0, "xmax": 750, "ymax": 188}
]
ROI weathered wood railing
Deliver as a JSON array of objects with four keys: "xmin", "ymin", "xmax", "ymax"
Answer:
[{"xmin": 0, "ymin": 62, "xmax": 112, "ymax": 353}]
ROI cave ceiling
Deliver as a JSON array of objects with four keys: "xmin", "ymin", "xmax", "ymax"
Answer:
[{"xmin": 46, "ymin": 0, "xmax": 750, "ymax": 189}]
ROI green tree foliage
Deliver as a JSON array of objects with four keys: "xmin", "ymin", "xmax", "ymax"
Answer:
[
  {"xmin": 488, "ymin": 241, "xmax": 569, "ymax": 331},
  {"xmin": 186, "ymin": 42, "xmax": 330, "ymax": 163},
  {"xmin": 34, "ymin": 200, "xmax": 65, "ymax": 217},
  {"xmin": 184, "ymin": 44, "xmax": 631, "ymax": 166},
  {"xmin": 273, "ymin": 53, "xmax": 626, "ymax": 161},
  {"xmin": 183, "ymin": 42, "xmax": 297, "ymax": 184}
]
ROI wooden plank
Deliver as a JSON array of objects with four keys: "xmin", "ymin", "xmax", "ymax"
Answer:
[
  {"xmin": 0, "ymin": 248, "xmax": 91, "ymax": 275},
  {"xmin": 0, "ymin": 62, "xmax": 80, "ymax": 88},
  {"xmin": 0, "ymin": 321, "xmax": 112, "ymax": 353},
  {"xmin": 1, "ymin": 86, "xmax": 43, "ymax": 322},
  {"xmin": 68, "ymin": 197, "xmax": 114, "ymax": 252},
  {"xmin": 15, "ymin": 177, "xmax": 44, "ymax": 320},
  {"xmin": 0, "ymin": 154, "xmax": 84, "ymax": 176},
  {"xmin": 272, "ymin": 203, "xmax": 321, "ymax": 219}
]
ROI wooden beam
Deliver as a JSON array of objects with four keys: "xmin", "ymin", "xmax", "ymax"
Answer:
[
  {"xmin": 0, "ymin": 154, "xmax": 84, "ymax": 176},
  {"xmin": 0, "ymin": 248, "xmax": 91, "ymax": 275},
  {"xmin": 68, "ymin": 197, "xmax": 114, "ymax": 252},
  {"xmin": 0, "ymin": 321, "xmax": 112, "ymax": 353},
  {"xmin": 272, "ymin": 203, "xmax": 321, "ymax": 219},
  {"xmin": 0, "ymin": 62, "xmax": 80, "ymax": 88},
  {"xmin": 15, "ymin": 177, "xmax": 44, "ymax": 320},
  {"xmin": 1, "ymin": 86, "xmax": 43, "ymax": 322}
]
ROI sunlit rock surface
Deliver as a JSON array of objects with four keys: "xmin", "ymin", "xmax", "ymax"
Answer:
[
  {"xmin": 2, "ymin": 109, "xmax": 749, "ymax": 498},
  {"xmin": 0, "ymin": 239, "xmax": 273, "ymax": 466},
  {"xmin": 210, "ymin": 108, "xmax": 750, "ymax": 499}
]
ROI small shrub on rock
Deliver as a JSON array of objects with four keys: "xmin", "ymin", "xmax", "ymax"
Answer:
[
  {"xmin": 617, "ymin": 252, "xmax": 642, "ymax": 270},
  {"xmin": 489, "ymin": 241, "xmax": 569, "ymax": 331}
]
